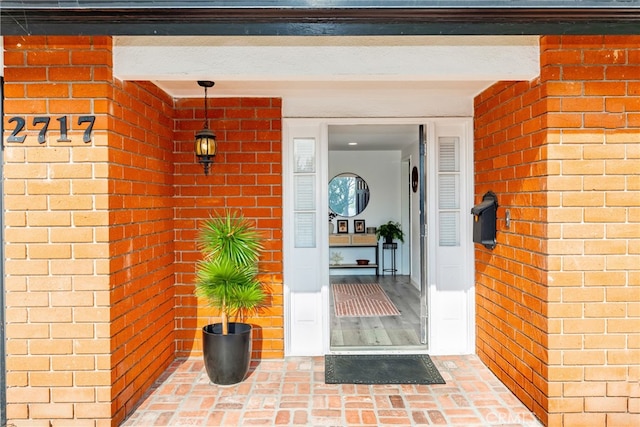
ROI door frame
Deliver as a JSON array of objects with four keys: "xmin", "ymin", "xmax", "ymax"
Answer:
[
  {"xmin": 426, "ymin": 119, "xmax": 475, "ymax": 355},
  {"xmin": 283, "ymin": 116, "xmax": 474, "ymax": 356}
]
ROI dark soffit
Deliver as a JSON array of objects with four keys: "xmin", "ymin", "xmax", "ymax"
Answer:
[{"xmin": 1, "ymin": 1, "xmax": 640, "ymax": 35}]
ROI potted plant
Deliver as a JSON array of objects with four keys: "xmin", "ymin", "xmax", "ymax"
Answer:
[
  {"xmin": 194, "ymin": 210, "xmax": 266, "ymax": 385},
  {"xmin": 376, "ymin": 221, "xmax": 405, "ymax": 244}
]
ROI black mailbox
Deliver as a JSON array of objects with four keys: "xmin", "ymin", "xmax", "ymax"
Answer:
[{"xmin": 471, "ymin": 191, "xmax": 498, "ymax": 250}]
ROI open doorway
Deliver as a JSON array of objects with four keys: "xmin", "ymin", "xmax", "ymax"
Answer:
[{"xmin": 327, "ymin": 124, "xmax": 425, "ymax": 351}]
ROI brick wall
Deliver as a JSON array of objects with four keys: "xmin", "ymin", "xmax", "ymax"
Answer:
[
  {"xmin": 474, "ymin": 77, "xmax": 549, "ymax": 423},
  {"xmin": 2, "ymin": 36, "xmax": 178, "ymax": 427},
  {"xmin": 173, "ymin": 97, "xmax": 284, "ymax": 360},
  {"xmin": 2, "ymin": 35, "xmax": 284, "ymax": 425},
  {"xmin": 474, "ymin": 35, "xmax": 640, "ymax": 427},
  {"xmin": 3, "ymin": 35, "xmax": 116, "ymax": 426},
  {"xmin": 108, "ymin": 80, "xmax": 176, "ymax": 425}
]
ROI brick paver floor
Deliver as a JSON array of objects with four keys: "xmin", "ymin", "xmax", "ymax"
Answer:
[{"xmin": 121, "ymin": 355, "xmax": 543, "ymax": 426}]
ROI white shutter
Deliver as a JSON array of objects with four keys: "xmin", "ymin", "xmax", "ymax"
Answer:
[
  {"xmin": 293, "ymin": 140, "xmax": 317, "ymax": 248},
  {"xmin": 437, "ymin": 137, "xmax": 460, "ymax": 247}
]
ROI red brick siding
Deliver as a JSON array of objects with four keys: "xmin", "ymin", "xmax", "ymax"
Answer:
[
  {"xmin": 474, "ymin": 35, "xmax": 640, "ymax": 427},
  {"xmin": 3, "ymin": 35, "xmax": 116, "ymax": 426},
  {"xmin": 474, "ymin": 78, "xmax": 550, "ymax": 424},
  {"xmin": 108, "ymin": 80, "xmax": 176, "ymax": 426},
  {"xmin": 542, "ymin": 35, "xmax": 640, "ymax": 427},
  {"xmin": 2, "ymin": 34, "xmax": 285, "ymax": 423},
  {"xmin": 2, "ymin": 36, "xmax": 177, "ymax": 427},
  {"xmin": 172, "ymin": 97, "xmax": 284, "ymax": 360}
]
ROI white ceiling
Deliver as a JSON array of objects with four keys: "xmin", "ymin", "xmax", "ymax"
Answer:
[
  {"xmin": 152, "ymin": 80, "xmax": 481, "ymax": 152},
  {"xmin": 328, "ymin": 124, "xmax": 419, "ymax": 152},
  {"xmin": 155, "ymin": 80, "xmax": 483, "ymax": 152},
  {"xmin": 152, "ymin": 79, "xmax": 492, "ymax": 99}
]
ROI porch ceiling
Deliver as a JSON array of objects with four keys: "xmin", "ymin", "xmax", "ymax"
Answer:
[
  {"xmin": 152, "ymin": 80, "xmax": 493, "ymax": 100},
  {"xmin": 114, "ymin": 35, "xmax": 539, "ymax": 99}
]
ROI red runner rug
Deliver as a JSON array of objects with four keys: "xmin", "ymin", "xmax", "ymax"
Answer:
[{"xmin": 332, "ymin": 283, "xmax": 401, "ymax": 317}]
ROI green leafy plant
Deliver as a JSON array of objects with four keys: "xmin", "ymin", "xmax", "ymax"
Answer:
[
  {"xmin": 195, "ymin": 210, "xmax": 266, "ymax": 335},
  {"xmin": 376, "ymin": 221, "xmax": 405, "ymax": 243}
]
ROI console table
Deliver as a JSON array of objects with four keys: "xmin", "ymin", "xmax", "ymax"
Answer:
[{"xmin": 329, "ymin": 234, "xmax": 379, "ymax": 276}]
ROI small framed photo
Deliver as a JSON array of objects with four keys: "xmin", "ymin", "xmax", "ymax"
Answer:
[
  {"xmin": 337, "ymin": 220, "xmax": 348, "ymax": 234},
  {"xmin": 354, "ymin": 219, "xmax": 365, "ymax": 234}
]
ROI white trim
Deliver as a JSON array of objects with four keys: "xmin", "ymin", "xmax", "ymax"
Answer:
[
  {"xmin": 283, "ymin": 119, "xmax": 328, "ymax": 356},
  {"xmin": 427, "ymin": 119, "xmax": 475, "ymax": 355},
  {"xmin": 284, "ymin": 117, "xmax": 475, "ymax": 356},
  {"xmin": 464, "ymin": 119, "xmax": 476, "ymax": 353},
  {"xmin": 426, "ymin": 122, "xmax": 437, "ymax": 353}
]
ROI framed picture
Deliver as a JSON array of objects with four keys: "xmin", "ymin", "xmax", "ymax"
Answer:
[
  {"xmin": 337, "ymin": 220, "xmax": 348, "ymax": 234},
  {"xmin": 354, "ymin": 219, "xmax": 365, "ymax": 234}
]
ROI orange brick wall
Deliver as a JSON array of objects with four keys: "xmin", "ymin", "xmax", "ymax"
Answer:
[
  {"xmin": 2, "ymin": 35, "xmax": 284, "ymax": 425},
  {"xmin": 474, "ymin": 35, "xmax": 640, "ymax": 427},
  {"xmin": 2, "ymin": 36, "xmax": 177, "ymax": 427},
  {"xmin": 108, "ymin": 79, "xmax": 176, "ymax": 425},
  {"xmin": 3, "ymin": 36, "xmax": 116, "ymax": 426},
  {"xmin": 173, "ymin": 97, "xmax": 284, "ymax": 359},
  {"xmin": 474, "ymin": 77, "xmax": 549, "ymax": 424}
]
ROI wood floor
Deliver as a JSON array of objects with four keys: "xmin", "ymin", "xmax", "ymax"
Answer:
[{"xmin": 330, "ymin": 274, "xmax": 423, "ymax": 349}]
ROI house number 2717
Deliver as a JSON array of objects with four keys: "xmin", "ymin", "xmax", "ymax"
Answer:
[{"xmin": 6, "ymin": 115, "xmax": 96, "ymax": 144}]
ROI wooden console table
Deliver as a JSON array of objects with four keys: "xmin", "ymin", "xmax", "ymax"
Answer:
[{"xmin": 329, "ymin": 234, "xmax": 379, "ymax": 276}]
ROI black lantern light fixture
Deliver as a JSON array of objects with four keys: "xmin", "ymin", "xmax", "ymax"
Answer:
[{"xmin": 194, "ymin": 80, "xmax": 216, "ymax": 175}]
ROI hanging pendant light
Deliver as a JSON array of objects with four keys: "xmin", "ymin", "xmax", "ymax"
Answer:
[{"xmin": 194, "ymin": 80, "xmax": 216, "ymax": 175}]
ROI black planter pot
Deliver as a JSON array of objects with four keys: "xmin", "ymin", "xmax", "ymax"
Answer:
[{"xmin": 202, "ymin": 322, "xmax": 252, "ymax": 385}]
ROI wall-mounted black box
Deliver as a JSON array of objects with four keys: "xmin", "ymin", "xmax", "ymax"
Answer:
[{"xmin": 471, "ymin": 191, "xmax": 498, "ymax": 250}]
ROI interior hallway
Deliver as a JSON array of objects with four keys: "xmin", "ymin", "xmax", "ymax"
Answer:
[
  {"xmin": 330, "ymin": 275, "xmax": 422, "ymax": 348},
  {"xmin": 121, "ymin": 355, "xmax": 542, "ymax": 426}
]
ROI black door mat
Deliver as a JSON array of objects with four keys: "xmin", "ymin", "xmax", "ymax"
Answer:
[{"xmin": 324, "ymin": 354, "xmax": 446, "ymax": 385}]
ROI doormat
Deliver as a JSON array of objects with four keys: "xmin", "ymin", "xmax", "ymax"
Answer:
[
  {"xmin": 325, "ymin": 354, "xmax": 446, "ymax": 385},
  {"xmin": 332, "ymin": 283, "xmax": 400, "ymax": 317}
]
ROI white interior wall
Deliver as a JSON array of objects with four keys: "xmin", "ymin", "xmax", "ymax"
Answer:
[
  {"xmin": 400, "ymin": 160, "xmax": 411, "ymax": 275},
  {"xmin": 328, "ymin": 150, "xmax": 404, "ymax": 275}
]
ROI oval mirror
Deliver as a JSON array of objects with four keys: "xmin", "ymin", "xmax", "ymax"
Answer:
[{"xmin": 328, "ymin": 173, "xmax": 370, "ymax": 217}]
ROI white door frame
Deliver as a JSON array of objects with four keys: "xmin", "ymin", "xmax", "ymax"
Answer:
[
  {"xmin": 283, "ymin": 117, "xmax": 474, "ymax": 356},
  {"xmin": 426, "ymin": 120, "xmax": 475, "ymax": 355}
]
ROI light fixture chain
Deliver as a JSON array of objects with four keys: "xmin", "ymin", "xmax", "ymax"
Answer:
[{"xmin": 203, "ymin": 86, "xmax": 209, "ymax": 130}]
